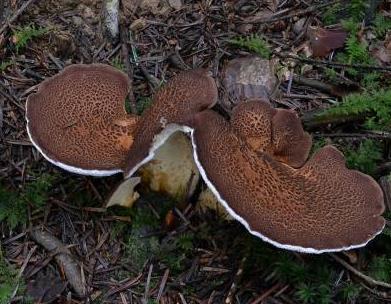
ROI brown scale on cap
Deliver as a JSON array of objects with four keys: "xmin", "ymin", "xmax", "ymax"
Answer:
[
  {"xmin": 231, "ymin": 100, "xmax": 312, "ymax": 168},
  {"xmin": 124, "ymin": 69, "xmax": 218, "ymax": 177},
  {"xmin": 26, "ymin": 64, "xmax": 139, "ymax": 174},
  {"xmin": 191, "ymin": 109, "xmax": 385, "ymax": 252}
]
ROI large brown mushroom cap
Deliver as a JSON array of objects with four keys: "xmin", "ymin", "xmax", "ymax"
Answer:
[
  {"xmin": 231, "ymin": 100, "xmax": 312, "ymax": 168},
  {"xmin": 190, "ymin": 108, "xmax": 385, "ymax": 253},
  {"xmin": 124, "ymin": 68, "xmax": 218, "ymax": 178},
  {"xmin": 26, "ymin": 64, "xmax": 139, "ymax": 175}
]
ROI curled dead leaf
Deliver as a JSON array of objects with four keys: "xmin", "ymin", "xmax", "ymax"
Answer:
[{"xmin": 308, "ymin": 26, "xmax": 347, "ymax": 57}]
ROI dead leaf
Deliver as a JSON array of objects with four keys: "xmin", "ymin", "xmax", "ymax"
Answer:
[
  {"xmin": 27, "ymin": 270, "xmax": 67, "ymax": 304},
  {"xmin": 308, "ymin": 26, "xmax": 347, "ymax": 57}
]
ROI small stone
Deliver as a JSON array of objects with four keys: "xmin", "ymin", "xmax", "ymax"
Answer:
[{"xmin": 222, "ymin": 56, "xmax": 278, "ymax": 110}]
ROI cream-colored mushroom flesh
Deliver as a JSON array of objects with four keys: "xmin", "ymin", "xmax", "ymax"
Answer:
[
  {"xmin": 138, "ymin": 131, "xmax": 199, "ymax": 200},
  {"xmin": 124, "ymin": 69, "xmax": 217, "ymax": 178},
  {"xmin": 26, "ymin": 64, "xmax": 138, "ymax": 176},
  {"xmin": 189, "ymin": 105, "xmax": 385, "ymax": 253}
]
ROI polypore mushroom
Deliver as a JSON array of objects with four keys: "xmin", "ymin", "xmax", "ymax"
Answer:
[
  {"xmin": 26, "ymin": 64, "xmax": 139, "ymax": 176},
  {"xmin": 107, "ymin": 130, "xmax": 200, "ymax": 208},
  {"xmin": 123, "ymin": 68, "xmax": 217, "ymax": 178},
  {"xmin": 188, "ymin": 101, "xmax": 385, "ymax": 253},
  {"xmin": 26, "ymin": 65, "xmax": 215, "ymax": 203},
  {"xmin": 231, "ymin": 100, "xmax": 312, "ymax": 168}
]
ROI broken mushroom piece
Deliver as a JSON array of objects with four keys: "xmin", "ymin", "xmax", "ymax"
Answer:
[
  {"xmin": 124, "ymin": 68, "xmax": 218, "ymax": 178},
  {"xmin": 106, "ymin": 177, "xmax": 141, "ymax": 209},
  {"xmin": 26, "ymin": 64, "xmax": 139, "ymax": 176},
  {"xmin": 189, "ymin": 106, "xmax": 385, "ymax": 253}
]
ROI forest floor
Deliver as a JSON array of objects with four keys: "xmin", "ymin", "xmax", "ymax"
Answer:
[{"xmin": 1, "ymin": 0, "xmax": 391, "ymax": 303}]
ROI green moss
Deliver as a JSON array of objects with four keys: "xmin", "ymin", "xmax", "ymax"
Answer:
[
  {"xmin": 0, "ymin": 249, "xmax": 24, "ymax": 304},
  {"xmin": 0, "ymin": 187, "xmax": 26, "ymax": 229},
  {"xmin": 296, "ymin": 283, "xmax": 322, "ymax": 304},
  {"xmin": 322, "ymin": 3, "xmax": 342, "ymax": 25},
  {"xmin": 12, "ymin": 24, "xmax": 49, "ymax": 53},
  {"xmin": 0, "ymin": 174, "xmax": 55, "ymax": 229},
  {"xmin": 125, "ymin": 234, "xmax": 160, "ymax": 270},
  {"xmin": 318, "ymin": 89, "xmax": 391, "ymax": 131},
  {"xmin": 324, "ymin": 67, "xmax": 338, "ymax": 81},
  {"xmin": 344, "ymin": 139, "xmax": 382, "ymax": 174},
  {"xmin": 136, "ymin": 97, "xmax": 153, "ymax": 115},
  {"xmin": 239, "ymin": 235, "xmax": 335, "ymax": 302},
  {"xmin": 310, "ymin": 138, "xmax": 328, "ymax": 156},
  {"xmin": 124, "ymin": 229, "xmax": 194, "ymax": 274},
  {"xmin": 369, "ymin": 255, "xmax": 391, "ymax": 282},
  {"xmin": 372, "ymin": 14, "xmax": 391, "ymax": 38},
  {"xmin": 347, "ymin": 0, "xmax": 368, "ymax": 22},
  {"xmin": 0, "ymin": 60, "xmax": 13, "ymax": 72},
  {"xmin": 25, "ymin": 174, "xmax": 55, "ymax": 208},
  {"xmin": 339, "ymin": 282, "xmax": 361, "ymax": 301},
  {"xmin": 110, "ymin": 56, "xmax": 125, "ymax": 71},
  {"xmin": 361, "ymin": 72, "xmax": 382, "ymax": 91},
  {"xmin": 228, "ymin": 35, "xmax": 271, "ymax": 59},
  {"xmin": 345, "ymin": 34, "xmax": 370, "ymax": 65}
]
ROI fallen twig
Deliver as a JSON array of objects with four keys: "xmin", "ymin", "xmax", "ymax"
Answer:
[
  {"xmin": 314, "ymin": 132, "xmax": 391, "ymax": 140},
  {"xmin": 30, "ymin": 227, "xmax": 85, "ymax": 297},
  {"xmin": 156, "ymin": 268, "xmax": 169, "ymax": 301},
  {"xmin": 330, "ymin": 254, "xmax": 391, "ymax": 289},
  {"xmin": 282, "ymin": 54, "xmax": 391, "ymax": 72},
  {"xmin": 119, "ymin": 2, "xmax": 137, "ymax": 114},
  {"xmin": 225, "ymin": 256, "xmax": 246, "ymax": 304},
  {"xmin": 0, "ymin": 0, "xmax": 36, "ymax": 35},
  {"xmin": 239, "ymin": 1, "xmax": 338, "ymax": 24}
]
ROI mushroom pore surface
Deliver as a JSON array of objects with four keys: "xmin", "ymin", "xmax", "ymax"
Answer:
[
  {"xmin": 190, "ymin": 108, "xmax": 385, "ymax": 253},
  {"xmin": 26, "ymin": 64, "xmax": 139, "ymax": 175},
  {"xmin": 124, "ymin": 68, "xmax": 218, "ymax": 178},
  {"xmin": 231, "ymin": 100, "xmax": 312, "ymax": 168}
]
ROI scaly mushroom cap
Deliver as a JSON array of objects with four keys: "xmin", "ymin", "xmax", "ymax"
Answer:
[
  {"xmin": 26, "ymin": 64, "xmax": 139, "ymax": 176},
  {"xmin": 231, "ymin": 100, "xmax": 312, "ymax": 168},
  {"xmin": 190, "ymin": 108, "xmax": 385, "ymax": 253},
  {"xmin": 124, "ymin": 69, "xmax": 218, "ymax": 178}
]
